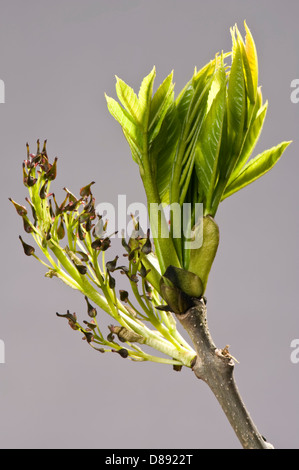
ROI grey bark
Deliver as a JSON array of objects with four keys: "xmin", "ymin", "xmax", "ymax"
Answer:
[{"xmin": 176, "ymin": 298, "xmax": 274, "ymax": 449}]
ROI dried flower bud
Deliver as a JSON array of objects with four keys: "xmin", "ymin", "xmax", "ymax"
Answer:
[
  {"xmin": 128, "ymin": 247, "xmax": 138, "ymax": 261},
  {"xmin": 108, "ymin": 273, "xmax": 115, "ymax": 289},
  {"xmin": 22, "ymin": 215, "xmax": 34, "ymax": 233},
  {"xmin": 121, "ymin": 231, "xmax": 130, "ymax": 253},
  {"xmin": 25, "ymin": 198, "xmax": 37, "ymax": 226},
  {"xmin": 91, "ymin": 238, "xmax": 102, "ymax": 250},
  {"xmin": 84, "ymin": 215, "xmax": 93, "ymax": 233},
  {"xmin": 9, "ymin": 198, "xmax": 27, "ymax": 217},
  {"xmin": 129, "ymin": 274, "xmax": 138, "ymax": 283},
  {"xmin": 26, "ymin": 170, "xmax": 37, "ymax": 187},
  {"xmin": 51, "ymin": 194, "xmax": 62, "ymax": 216},
  {"xmin": 48, "ymin": 198, "xmax": 55, "ymax": 219},
  {"xmin": 19, "ymin": 235, "xmax": 35, "ymax": 256},
  {"xmin": 83, "ymin": 196, "xmax": 95, "ymax": 213},
  {"xmin": 45, "ymin": 157, "xmax": 58, "ymax": 181},
  {"xmin": 58, "ymin": 193, "xmax": 69, "ymax": 213},
  {"xmin": 63, "ymin": 187, "xmax": 78, "ymax": 204},
  {"xmin": 84, "ymin": 296, "xmax": 97, "ymax": 318},
  {"xmin": 107, "ymin": 331, "xmax": 115, "ymax": 342},
  {"xmin": 22, "ymin": 163, "xmax": 28, "ymax": 186},
  {"xmin": 141, "ymin": 229, "xmax": 152, "ymax": 254},
  {"xmin": 63, "ymin": 200, "xmax": 80, "ymax": 213},
  {"xmin": 31, "ymin": 153, "xmax": 41, "ymax": 166},
  {"xmin": 83, "ymin": 320, "xmax": 97, "ymax": 330},
  {"xmin": 119, "ymin": 266, "xmax": 129, "ymax": 275},
  {"xmin": 75, "ymin": 263, "xmax": 87, "ymax": 275},
  {"xmin": 39, "ymin": 179, "xmax": 48, "ymax": 199},
  {"xmin": 45, "ymin": 226, "xmax": 52, "ymax": 241},
  {"xmin": 56, "ymin": 310, "xmax": 77, "ymax": 323},
  {"xmin": 80, "ymin": 181, "xmax": 95, "ymax": 198},
  {"xmin": 39, "ymin": 155, "xmax": 50, "ymax": 173},
  {"xmin": 77, "ymin": 221, "xmax": 86, "ymax": 241},
  {"xmin": 57, "ymin": 219, "xmax": 65, "ymax": 240},
  {"xmin": 115, "ymin": 348, "xmax": 129, "ymax": 359},
  {"xmin": 101, "ymin": 237, "xmax": 111, "ymax": 251},
  {"xmin": 81, "ymin": 330, "xmax": 93, "ymax": 343},
  {"xmin": 106, "ymin": 256, "xmax": 119, "ymax": 272},
  {"xmin": 76, "ymin": 251, "xmax": 89, "ymax": 262},
  {"xmin": 119, "ymin": 290, "xmax": 129, "ymax": 302}
]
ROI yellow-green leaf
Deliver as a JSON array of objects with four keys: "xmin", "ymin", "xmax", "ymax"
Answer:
[
  {"xmin": 244, "ymin": 21, "xmax": 258, "ymax": 101},
  {"xmin": 149, "ymin": 71, "xmax": 174, "ymax": 142},
  {"xmin": 115, "ymin": 76, "xmax": 141, "ymax": 124},
  {"xmin": 195, "ymin": 62, "xmax": 226, "ymax": 207},
  {"xmin": 105, "ymin": 94, "xmax": 144, "ymax": 161},
  {"xmin": 231, "ymin": 99, "xmax": 268, "ymax": 180},
  {"xmin": 138, "ymin": 66, "xmax": 156, "ymax": 127},
  {"xmin": 222, "ymin": 141, "xmax": 291, "ymax": 200}
]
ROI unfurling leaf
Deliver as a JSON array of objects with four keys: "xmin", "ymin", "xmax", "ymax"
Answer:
[
  {"xmin": 222, "ymin": 141, "xmax": 291, "ymax": 200},
  {"xmin": 187, "ymin": 216, "xmax": 219, "ymax": 292}
]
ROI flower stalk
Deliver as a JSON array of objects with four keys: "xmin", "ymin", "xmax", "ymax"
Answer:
[{"xmin": 11, "ymin": 141, "xmax": 196, "ymax": 368}]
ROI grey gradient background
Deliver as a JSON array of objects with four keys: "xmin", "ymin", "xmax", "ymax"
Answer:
[{"xmin": 1, "ymin": 0, "xmax": 298, "ymax": 449}]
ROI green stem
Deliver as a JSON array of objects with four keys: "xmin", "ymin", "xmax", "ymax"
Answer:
[{"xmin": 140, "ymin": 133, "xmax": 180, "ymax": 272}]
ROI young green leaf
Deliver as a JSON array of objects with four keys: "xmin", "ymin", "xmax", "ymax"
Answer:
[
  {"xmin": 227, "ymin": 27, "xmax": 246, "ymax": 163},
  {"xmin": 244, "ymin": 21, "xmax": 258, "ymax": 102},
  {"xmin": 148, "ymin": 71, "xmax": 175, "ymax": 143},
  {"xmin": 170, "ymin": 59, "xmax": 217, "ymax": 207},
  {"xmin": 231, "ymin": 97, "xmax": 268, "ymax": 179},
  {"xmin": 105, "ymin": 94, "xmax": 144, "ymax": 160},
  {"xmin": 138, "ymin": 66, "xmax": 156, "ymax": 127},
  {"xmin": 195, "ymin": 61, "xmax": 226, "ymax": 210},
  {"xmin": 149, "ymin": 103, "xmax": 180, "ymax": 204},
  {"xmin": 222, "ymin": 141, "xmax": 291, "ymax": 200},
  {"xmin": 115, "ymin": 76, "xmax": 142, "ymax": 124}
]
